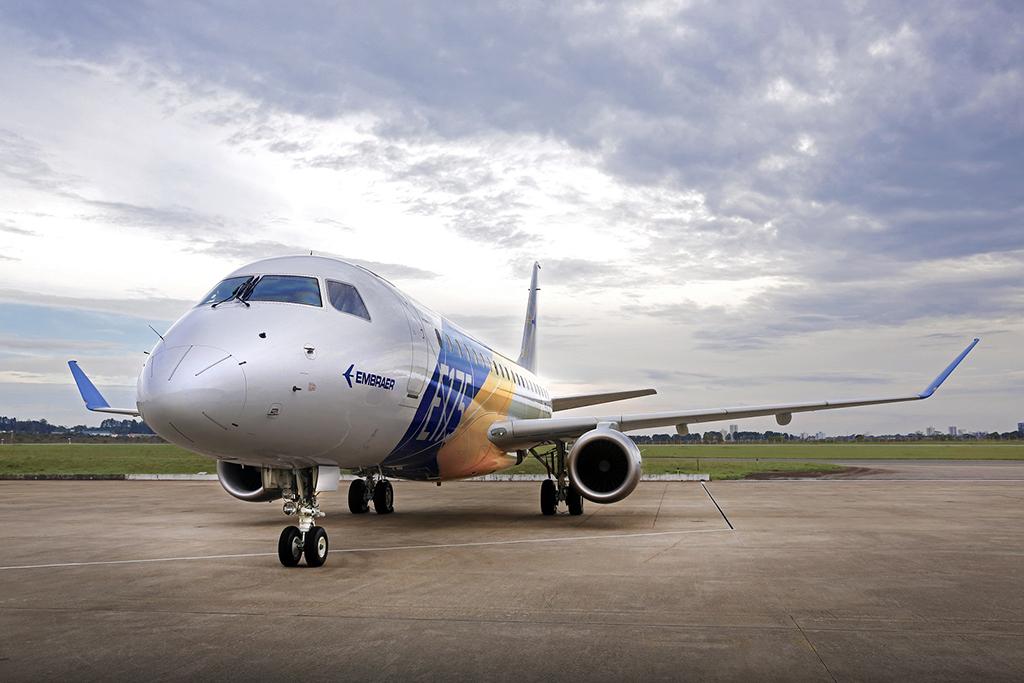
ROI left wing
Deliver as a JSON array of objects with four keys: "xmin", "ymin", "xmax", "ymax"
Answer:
[
  {"xmin": 488, "ymin": 339, "xmax": 979, "ymax": 450},
  {"xmin": 68, "ymin": 360, "xmax": 141, "ymax": 416}
]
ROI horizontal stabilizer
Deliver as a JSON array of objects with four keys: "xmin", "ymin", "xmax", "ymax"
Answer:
[
  {"xmin": 552, "ymin": 388, "xmax": 657, "ymax": 412},
  {"xmin": 68, "ymin": 360, "xmax": 140, "ymax": 416}
]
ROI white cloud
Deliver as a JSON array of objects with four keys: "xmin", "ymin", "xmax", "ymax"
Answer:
[{"xmin": 0, "ymin": 3, "xmax": 1020, "ymax": 434}]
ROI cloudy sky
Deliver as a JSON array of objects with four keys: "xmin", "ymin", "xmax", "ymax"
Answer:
[{"xmin": 0, "ymin": 2, "xmax": 1020, "ymax": 434}]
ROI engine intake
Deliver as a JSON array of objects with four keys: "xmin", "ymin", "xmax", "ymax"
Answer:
[
  {"xmin": 217, "ymin": 460, "xmax": 282, "ymax": 502},
  {"xmin": 566, "ymin": 427, "xmax": 642, "ymax": 504}
]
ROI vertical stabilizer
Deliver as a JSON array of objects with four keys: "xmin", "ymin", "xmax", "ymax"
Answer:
[{"xmin": 517, "ymin": 262, "xmax": 540, "ymax": 373}]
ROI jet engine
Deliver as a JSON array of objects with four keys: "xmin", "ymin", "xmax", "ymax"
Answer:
[
  {"xmin": 216, "ymin": 460, "xmax": 283, "ymax": 502},
  {"xmin": 566, "ymin": 427, "xmax": 642, "ymax": 504}
]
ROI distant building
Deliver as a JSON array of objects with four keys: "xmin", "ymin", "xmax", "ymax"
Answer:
[
  {"xmin": 926, "ymin": 427, "xmax": 937, "ymax": 437},
  {"xmin": 728, "ymin": 424, "xmax": 738, "ymax": 437},
  {"xmin": 948, "ymin": 426, "xmax": 958, "ymax": 437},
  {"xmin": 815, "ymin": 431, "xmax": 826, "ymax": 441},
  {"xmin": 1018, "ymin": 422, "xmax": 1024, "ymax": 436}
]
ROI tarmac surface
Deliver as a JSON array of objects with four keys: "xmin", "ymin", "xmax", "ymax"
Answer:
[{"xmin": 1, "ymin": 465, "xmax": 1023, "ymax": 681}]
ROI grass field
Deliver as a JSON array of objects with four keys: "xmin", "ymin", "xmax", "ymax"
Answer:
[
  {"xmin": 0, "ymin": 443, "xmax": 844, "ymax": 479},
  {"xmin": 0, "ymin": 442, "xmax": 1020, "ymax": 479},
  {"xmin": 0, "ymin": 444, "xmax": 214, "ymax": 475}
]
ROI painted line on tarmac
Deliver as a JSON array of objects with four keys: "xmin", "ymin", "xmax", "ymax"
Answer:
[
  {"xmin": 0, "ymin": 527, "xmax": 733, "ymax": 571},
  {"xmin": 701, "ymin": 482, "xmax": 734, "ymax": 530}
]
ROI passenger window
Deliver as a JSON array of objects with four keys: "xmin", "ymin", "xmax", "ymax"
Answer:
[
  {"xmin": 246, "ymin": 275, "xmax": 322, "ymax": 307},
  {"xmin": 326, "ymin": 280, "xmax": 370, "ymax": 320},
  {"xmin": 198, "ymin": 276, "xmax": 251, "ymax": 306}
]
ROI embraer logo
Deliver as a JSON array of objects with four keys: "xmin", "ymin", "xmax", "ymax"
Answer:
[{"xmin": 343, "ymin": 363, "xmax": 396, "ymax": 391}]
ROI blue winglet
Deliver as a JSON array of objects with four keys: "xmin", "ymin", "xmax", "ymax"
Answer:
[
  {"xmin": 918, "ymin": 338, "xmax": 980, "ymax": 399},
  {"xmin": 68, "ymin": 360, "xmax": 111, "ymax": 410}
]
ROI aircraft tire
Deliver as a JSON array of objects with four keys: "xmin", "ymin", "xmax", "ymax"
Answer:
[
  {"xmin": 373, "ymin": 480, "xmax": 394, "ymax": 514},
  {"xmin": 540, "ymin": 479, "xmax": 557, "ymax": 516},
  {"xmin": 278, "ymin": 526, "xmax": 303, "ymax": 567},
  {"xmin": 566, "ymin": 485, "xmax": 584, "ymax": 516},
  {"xmin": 304, "ymin": 527, "xmax": 329, "ymax": 567},
  {"xmin": 348, "ymin": 479, "xmax": 369, "ymax": 514}
]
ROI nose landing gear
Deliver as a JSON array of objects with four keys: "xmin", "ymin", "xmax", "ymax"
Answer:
[
  {"xmin": 277, "ymin": 524, "xmax": 329, "ymax": 567},
  {"xmin": 278, "ymin": 469, "xmax": 329, "ymax": 567}
]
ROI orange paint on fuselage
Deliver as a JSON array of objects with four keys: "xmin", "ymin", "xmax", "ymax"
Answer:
[{"xmin": 435, "ymin": 369, "xmax": 519, "ymax": 479}]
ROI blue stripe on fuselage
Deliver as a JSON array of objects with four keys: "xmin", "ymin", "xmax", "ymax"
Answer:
[{"xmin": 383, "ymin": 322, "xmax": 493, "ymax": 478}]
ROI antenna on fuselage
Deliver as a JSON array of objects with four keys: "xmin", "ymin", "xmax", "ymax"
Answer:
[
  {"xmin": 517, "ymin": 262, "xmax": 540, "ymax": 373},
  {"xmin": 147, "ymin": 324, "xmax": 165, "ymax": 341}
]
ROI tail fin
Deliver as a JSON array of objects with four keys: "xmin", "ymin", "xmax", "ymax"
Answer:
[{"xmin": 517, "ymin": 262, "xmax": 540, "ymax": 373}]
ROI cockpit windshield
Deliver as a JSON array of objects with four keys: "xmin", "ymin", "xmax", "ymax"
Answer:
[
  {"xmin": 197, "ymin": 276, "xmax": 251, "ymax": 306},
  {"xmin": 245, "ymin": 275, "xmax": 322, "ymax": 307},
  {"xmin": 198, "ymin": 275, "xmax": 323, "ymax": 307}
]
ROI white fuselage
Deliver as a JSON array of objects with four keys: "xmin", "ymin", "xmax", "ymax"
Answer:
[{"xmin": 137, "ymin": 255, "xmax": 550, "ymax": 480}]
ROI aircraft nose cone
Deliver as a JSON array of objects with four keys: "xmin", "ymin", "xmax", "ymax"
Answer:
[{"xmin": 140, "ymin": 345, "xmax": 246, "ymax": 447}]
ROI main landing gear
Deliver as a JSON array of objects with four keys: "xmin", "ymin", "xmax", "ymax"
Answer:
[
  {"xmin": 535, "ymin": 441, "xmax": 584, "ymax": 517},
  {"xmin": 347, "ymin": 473, "xmax": 394, "ymax": 515},
  {"xmin": 278, "ymin": 468, "xmax": 329, "ymax": 567}
]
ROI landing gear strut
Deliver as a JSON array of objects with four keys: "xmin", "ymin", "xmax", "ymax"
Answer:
[
  {"xmin": 278, "ymin": 468, "xmax": 329, "ymax": 567},
  {"xmin": 534, "ymin": 441, "xmax": 583, "ymax": 516}
]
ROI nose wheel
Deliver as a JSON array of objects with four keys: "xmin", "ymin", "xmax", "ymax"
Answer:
[
  {"xmin": 304, "ymin": 527, "xmax": 329, "ymax": 567},
  {"xmin": 277, "ymin": 525, "xmax": 330, "ymax": 567},
  {"xmin": 278, "ymin": 526, "xmax": 303, "ymax": 567},
  {"xmin": 278, "ymin": 468, "xmax": 330, "ymax": 567}
]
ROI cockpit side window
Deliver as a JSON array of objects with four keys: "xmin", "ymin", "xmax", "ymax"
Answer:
[
  {"xmin": 246, "ymin": 275, "xmax": 323, "ymax": 307},
  {"xmin": 326, "ymin": 280, "xmax": 370, "ymax": 320},
  {"xmin": 197, "ymin": 276, "xmax": 252, "ymax": 306}
]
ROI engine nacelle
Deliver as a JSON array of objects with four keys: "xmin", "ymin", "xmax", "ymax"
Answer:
[
  {"xmin": 566, "ymin": 427, "xmax": 643, "ymax": 504},
  {"xmin": 216, "ymin": 460, "xmax": 282, "ymax": 502}
]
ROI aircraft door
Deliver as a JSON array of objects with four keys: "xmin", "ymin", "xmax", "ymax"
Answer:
[{"xmin": 400, "ymin": 299, "xmax": 433, "ymax": 407}]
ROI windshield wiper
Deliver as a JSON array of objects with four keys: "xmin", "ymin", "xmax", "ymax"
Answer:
[
  {"xmin": 212, "ymin": 277, "xmax": 253, "ymax": 308},
  {"xmin": 238, "ymin": 275, "xmax": 260, "ymax": 302}
]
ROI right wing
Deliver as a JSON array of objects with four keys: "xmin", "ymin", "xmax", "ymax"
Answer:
[
  {"xmin": 489, "ymin": 339, "xmax": 979, "ymax": 450},
  {"xmin": 68, "ymin": 361, "xmax": 141, "ymax": 417}
]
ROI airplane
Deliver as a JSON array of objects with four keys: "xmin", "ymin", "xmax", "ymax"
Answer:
[{"xmin": 68, "ymin": 255, "xmax": 979, "ymax": 567}]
